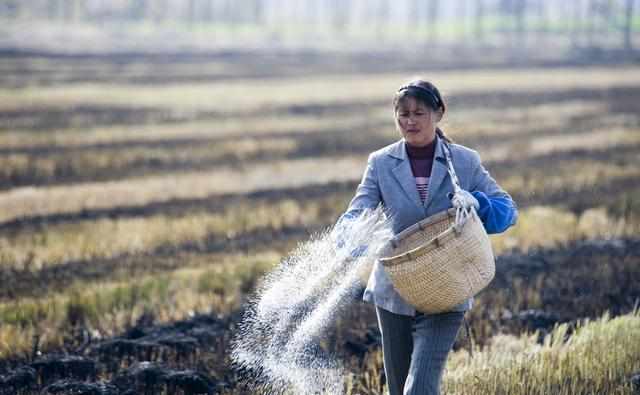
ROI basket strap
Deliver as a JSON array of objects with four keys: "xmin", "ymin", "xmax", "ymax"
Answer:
[
  {"xmin": 441, "ymin": 141, "xmax": 462, "ymax": 195},
  {"xmin": 442, "ymin": 142, "xmax": 472, "ymax": 230}
]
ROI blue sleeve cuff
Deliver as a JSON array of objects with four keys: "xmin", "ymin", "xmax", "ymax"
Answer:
[{"xmin": 471, "ymin": 191, "xmax": 518, "ymax": 234}]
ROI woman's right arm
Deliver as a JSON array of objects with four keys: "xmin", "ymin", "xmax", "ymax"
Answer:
[{"xmin": 336, "ymin": 153, "xmax": 382, "ymax": 228}]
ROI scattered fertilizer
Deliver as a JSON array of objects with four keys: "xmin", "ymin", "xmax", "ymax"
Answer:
[{"xmin": 231, "ymin": 206, "xmax": 393, "ymax": 394}]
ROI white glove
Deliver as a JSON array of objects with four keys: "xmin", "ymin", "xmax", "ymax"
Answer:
[{"xmin": 450, "ymin": 190, "xmax": 479, "ymax": 211}]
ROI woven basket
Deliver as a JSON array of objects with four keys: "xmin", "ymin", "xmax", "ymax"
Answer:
[
  {"xmin": 377, "ymin": 140, "xmax": 496, "ymax": 313},
  {"xmin": 379, "ymin": 207, "xmax": 494, "ymax": 314}
]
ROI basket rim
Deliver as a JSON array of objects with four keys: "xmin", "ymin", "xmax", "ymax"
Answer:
[
  {"xmin": 389, "ymin": 208, "xmax": 456, "ymax": 246},
  {"xmin": 381, "ymin": 226, "xmax": 456, "ymax": 266},
  {"xmin": 380, "ymin": 209, "xmax": 482, "ymax": 267}
]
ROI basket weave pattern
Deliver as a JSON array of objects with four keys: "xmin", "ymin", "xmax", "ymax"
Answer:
[
  {"xmin": 380, "ymin": 208, "xmax": 495, "ymax": 314},
  {"xmin": 392, "ymin": 210, "xmax": 454, "ymax": 253}
]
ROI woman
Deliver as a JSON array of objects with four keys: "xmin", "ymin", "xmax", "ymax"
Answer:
[{"xmin": 337, "ymin": 79, "xmax": 517, "ymax": 395}]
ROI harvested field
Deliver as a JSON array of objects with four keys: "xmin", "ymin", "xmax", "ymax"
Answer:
[
  {"xmin": 1, "ymin": 239, "xmax": 639, "ymax": 394},
  {"xmin": 0, "ymin": 50, "xmax": 639, "ymax": 394}
]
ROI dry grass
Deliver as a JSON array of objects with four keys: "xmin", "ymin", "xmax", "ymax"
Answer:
[
  {"xmin": 1, "ymin": 67, "xmax": 639, "ymax": 112},
  {"xmin": 340, "ymin": 310, "xmax": 640, "ymax": 395},
  {"xmin": 0, "ymin": 137, "xmax": 300, "ymax": 187},
  {"xmin": 3, "ymin": 100, "xmax": 635, "ymax": 189},
  {"xmin": 0, "ymin": 111, "xmax": 390, "ymax": 148},
  {"xmin": 0, "ymin": 251, "xmax": 281, "ymax": 360},
  {"xmin": 0, "ymin": 127, "xmax": 636, "ymax": 226},
  {"xmin": 0, "ymin": 203, "xmax": 636, "ymax": 362},
  {"xmin": 442, "ymin": 310, "xmax": 640, "ymax": 395},
  {"xmin": 1, "ymin": 195, "xmax": 635, "ymax": 274},
  {"xmin": 491, "ymin": 205, "xmax": 640, "ymax": 253},
  {"xmin": 0, "ymin": 98, "xmax": 613, "ymax": 152},
  {"xmin": 0, "ymin": 155, "xmax": 365, "ymax": 224},
  {"xmin": 498, "ymin": 155, "xmax": 640, "ymax": 202},
  {"xmin": 0, "ymin": 197, "xmax": 332, "ymax": 271},
  {"xmin": 1, "ymin": 59, "xmax": 639, "ymax": 393},
  {"xmin": 446, "ymin": 100, "xmax": 632, "ymax": 144},
  {"xmin": 478, "ymin": 128, "xmax": 640, "ymax": 163}
]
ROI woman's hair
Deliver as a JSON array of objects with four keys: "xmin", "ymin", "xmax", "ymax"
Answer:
[{"xmin": 393, "ymin": 79, "xmax": 453, "ymax": 143}]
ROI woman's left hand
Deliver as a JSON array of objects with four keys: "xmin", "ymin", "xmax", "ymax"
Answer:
[{"xmin": 449, "ymin": 190, "xmax": 480, "ymax": 211}]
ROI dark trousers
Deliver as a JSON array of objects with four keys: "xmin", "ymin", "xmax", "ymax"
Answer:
[{"xmin": 375, "ymin": 306, "xmax": 464, "ymax": 395}]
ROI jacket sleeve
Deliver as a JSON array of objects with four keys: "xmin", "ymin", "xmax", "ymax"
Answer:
[
  {"xmin": 333, "ymin": 153, "xmax": 383, "ymax": 247},
  {"xmin": 468, "ymin": 151, "xmax": 518, "ymax": 234}
]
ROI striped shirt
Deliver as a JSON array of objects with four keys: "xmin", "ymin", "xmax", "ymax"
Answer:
[
  {"xmin": 415, "ymin": 176, "xmax": 430, "ymax": 202},
  {"xmin": 406, "ymin": 138, "xmax": 436, "ymax": 204}
]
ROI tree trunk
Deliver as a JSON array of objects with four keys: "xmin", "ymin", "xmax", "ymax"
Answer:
[
  {"xmin": 202, "ymin": 0, "xmax": 213, "ymax": 23},
  {"xmin": 331, "ymin": 0, "xmax": 348, "ymax": 33},
  {"xmin": 224, "ymin": 0, "xmax": 237, "ymax": 29},
  {"xmin": 187, "ymin": 0, "xmax": 197, "ymax": 24},
  {"xmin": 409, "ymin": 0, "xmax": 421, "ymax": 26},
  {"xmin": 459, "ymin": 0, "xmax": 468, "ymax": 43},
  {"xmin": 62, "ymin": 0, "xmax": 77, "ymax": 21},
  {"xmin": 130, "ymin": 0, "xmax": 147, "ymax": 21},
  {"xmin": 537, "ymin": 0, "xmax": 548, "ymax": 32},
  {"xmin": 475, "ymin": 0, "xmax": 485, "ymax": 42},
  {"xmin": 253, "ymin": 0, "xmax": 264, "ymax": 26},
  {"xmin": 427, "ymin": 0, "xmax": 439, "ymax": 44},
  {"xmin": 409, "ymin": 0, "xmax": 430, "ymax": 41},
  {"xmin": 47, "ymin": 0, "xmax": 59, "ymax": 20},
  {"xmin": 514, "ymin": 0, "xmax": 527, "ymax": 48},
  {"xmin": 152, "ymin": 0, "xmax": 168, "ymax": 23},
  {"xmin": 571, "ymin": 0, "xmax": 584, "ymax": 47},
  {"xmin": 624, "ymin": 0, "xmax": 635, "ymax": 52},
  {"xmin": 586, "ymin": 0, "xmax": 597, "ymax": 48},
  {"xmin": 376, "ymin": 0, "xmax": 389, "ymax": 42}
]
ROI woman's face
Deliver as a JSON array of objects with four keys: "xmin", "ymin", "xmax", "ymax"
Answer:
[{"xmin": 394, "ymin": 96, "xmax": 441, "ymax": 147}]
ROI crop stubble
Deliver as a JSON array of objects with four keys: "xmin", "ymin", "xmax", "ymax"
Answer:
[{"xmin": 0, "ymin": 55, "xmax": 639, "ymax": 394}]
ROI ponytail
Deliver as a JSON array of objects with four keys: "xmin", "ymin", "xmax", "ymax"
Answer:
[{"xmin": 436, "ymin": 128, "xmax": 453, "ymax": 144}]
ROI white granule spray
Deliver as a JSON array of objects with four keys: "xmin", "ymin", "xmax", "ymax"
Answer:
[{"xmin": 231, "ymin": 206, "xmax": 394, "ymax": 394}]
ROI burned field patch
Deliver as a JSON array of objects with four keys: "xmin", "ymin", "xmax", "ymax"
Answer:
[
  {"xmin": 0, "ymin": 237, "xmax": 638, "ymax": 395},
  {"xmin": 470, "ymin": 238, "xmax": 640, "ymax": 343},
  {"xmin": 0, "ymin": 105, "xmax": 177, "ymax": 132},
  {"xmin": 0, "ymin": 314, "xmax": 231, "ymax": 395}
]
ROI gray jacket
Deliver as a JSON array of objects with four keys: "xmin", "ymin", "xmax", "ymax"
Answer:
[{"xmin": 340, "ymin": 135, "xmax": 514, "ymax": 316}]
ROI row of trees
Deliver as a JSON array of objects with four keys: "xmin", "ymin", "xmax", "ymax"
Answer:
[{"xmin": 1, "ymin": 0, "xmax": 636, "ymax": 51}]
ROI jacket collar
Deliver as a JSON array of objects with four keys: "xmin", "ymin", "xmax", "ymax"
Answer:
[{"xmin": 388, "ymin": 135, "xmax": 450, "ymax": 210}]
